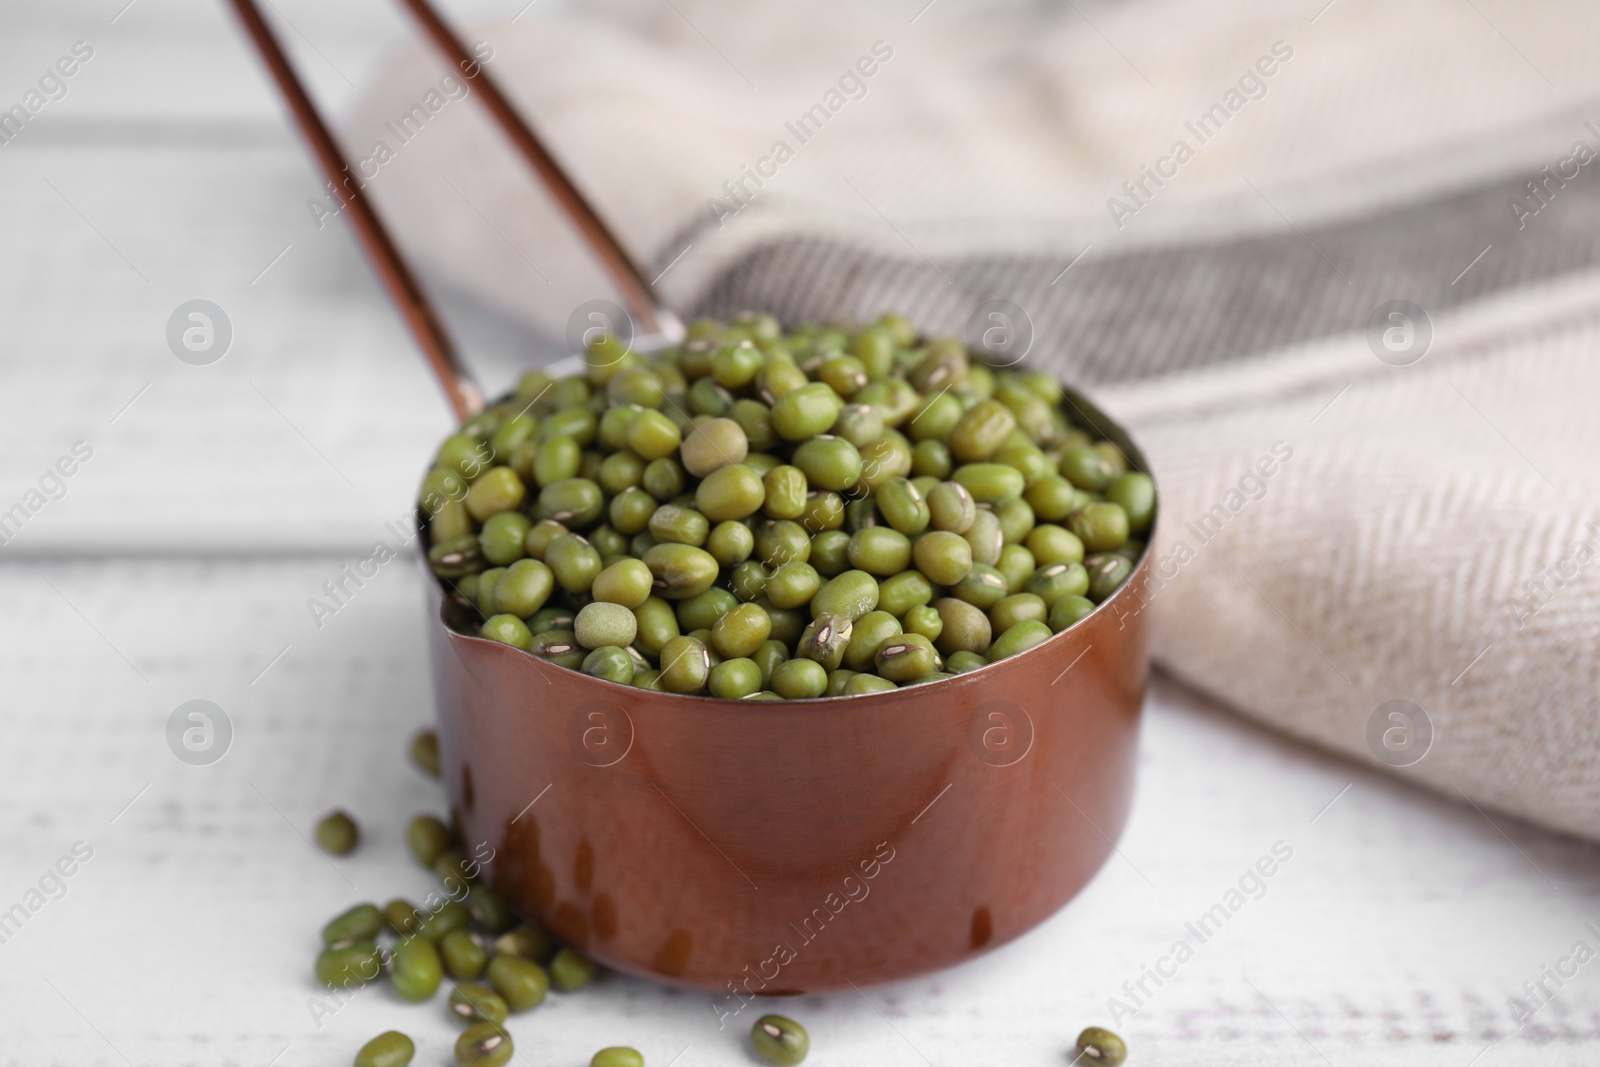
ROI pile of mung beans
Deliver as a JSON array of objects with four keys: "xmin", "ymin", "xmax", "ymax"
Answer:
[
  {"xmin": 418, "ymin": 313, "xmax": 1154, "ymax": 699},
  {"xmin": 322, "ymin": 732, "xmax": 1128, "ymax": 1065},
  {"xmin": 316, "ymin": 731, "xmax": 601, "ymax": 1067},
  {"xmin": 319, "ymin": 730, "xmax": 823, "ymax": 1067}
]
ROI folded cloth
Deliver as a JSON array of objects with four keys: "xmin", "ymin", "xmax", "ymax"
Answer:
[{"xmin": 345, "ymin": 0, "xmax": 1600, "ymax": 839}]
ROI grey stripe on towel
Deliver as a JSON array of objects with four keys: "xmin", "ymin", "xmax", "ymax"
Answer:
[{"xmin": 691, "ymin": 162, "xmax": 1600, "ymax": 385}]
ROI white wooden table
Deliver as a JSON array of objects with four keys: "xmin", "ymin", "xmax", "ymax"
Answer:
[{"xmin": 2, "ymin": 3, "xmax": 1597, "ymax": 1065}]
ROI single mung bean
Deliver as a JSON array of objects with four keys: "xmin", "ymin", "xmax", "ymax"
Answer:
[
  {"xmin": 550, "ymin": 946, "xmax": 599, "ymax": 990},
  {"xmin": 933, "ymin": 597, "xmax": 992, "ymax": 656},
  {"xmin": 323, "ymin": 903, "xmax": 383, "ymax": 947},
  {"xmin": 410, "ymin": 729, "xmax": 440, "ymax": 777},
  {"xmin": 315, "ymin": 811, "xmax": 359, "ymax": 856},
  {"xmin": 946, "ymin": 650, "xmax": 986, "ymax": 673},
  {"xmin": 842, "ymin": 611, "xmax": 902, "ymax": 672},
  {"xmin": 389, "ymin": 936, "xmax": 443, "ymax": 1002},
  {"xmin": 591, "ymin": 558, "xmax": 653, "ymax": 608},
  {"xmin": 1060, "ymin": 445, "xmax": 1113, "ymax": 490},
  {"xmin": 582, "ymin": 645, "xmax": 636, "ymax": 684},
  {"xmin": 709, "ymin": 658, "xmax": 763, "ymax": 699},
  {"xmin": 522, "ymin": 519, "xmax": 568, "ymax": 560},
  {"xmin": 912, "ymin": 531, "xmax": 973, "ymax": 586},
  {"xmin": 771, "ymin": 657, "xmax": 828, "ymax": 699},
  {"xmin": 878, "ymin": 570, "xmax": 934, "ymax": 617},
  {"xmin": 809, "ymin": 529, "xmax": 852, "ymax": 577},
  {"xmin": 642, "ymin": 457, "xmax": 685, "ymax": 499},
  {"xmin": 847, "ymin": 526, "xmax": 913, "ymax": 576},
  {"xmin": 416, "ymin": 899, "xmax": 472, "ymax": 942},
  {"xmin": 625, "ymin": 409, "xmax": 681, "ymax": 460},
  {"xmin": 486, "ymin": 953, "xmax": 549, "ymax": 1011},
  {"xmin": 875, "ymin": 633, "xmax": 941, "ymax": 681},
  {"xmin": 429, "ymin": 535, "xmax": 483, "ymax": 578},
  {"xmin": 988, "ymin": 619, "xmax": 1053, "ymax": 662},
  {"xmin": 771, "ymin": 382, "xmax": 844, "ymax": 440},
  {"xmin": 1073, "ymin": 1027, "xmax": 1127, "ymax": 1066},
  {"xmin": 713, "ymin": 338, "xmax": 764, "ymax": 388},
  {"xmin": 1024, "ymin": 474, "xmax": 1077, "ymax": 521},
  {"xmin": 531, "ymin": 630, "xmax": 585, "ymax": 669},
  {"xmin": 831, "ymin": 403, "xmax": 884, "ymax": 447},
  {"xmin": 947, "ymin": 399, "xmax": 1017, "ymax": 463},
  {"xmin": 793, "ymin": 437, "xmax": 863, "ymax": 492},
  {"xmin": 752, "ymin": 638, "xmax": 788, "ymax": 688},
  {"xmin": 730, "ymin": 560, "xmax": 769, "ymax": 602},
  {"xmin": 707, "ymin": 520, "xmax": 755, "ymax": 566},
  {"xmin": 994, "ymin": 499, "xmax": 1036, "ymax": 547},
  {"xmin": 407, "ymin": 815, "xmax": 454, "ymax": 867},
  {"xmin": 712, "ymin": 602, "xmax": 773, "ymax": 659},
  {"xmin": 799, "ymin": 490, "xmax": 846, "ymax": 532},
  {"xmin": 953, "ymin": 463, "xmax": 1025, "ymax": 505},
  {"xmin": 494, "ymin": 925, "xmax": 555, "ymax": 963},
  {"xmin": 761, "ymin": 561, "xmax": 818, "ymax": 610},
  {"xmin": 911, "ymin": 439, "xmax": 953, "ymax": 479},
  {"xmin": 810, "ymin": 570, "xmax": 880, "ymax": 621},
  {"xmin": 354, "ymin": 1031, "xmax": 415, "ymax": 1067},
  {"xmin": 875, "ymin": 477, "xmax": 930, "ymax": 534},
  {"xmin": 648, "ymin": 503, "xmax": 710, "ymax": 547},
  {"xmin": 680, "ymin": 417, "xmax": 749, "ymax": 477},
  {"xmin": 440, "ymin": 929, "xmax": 489, "ymax": 979},
  {"xmin": 1048, "ymin": 594, "xmax": 1096, "ymax": 631},
  {"xmin": 455, "ymin": 1022, "xmax": 514, "ymax": 1067},
  {"xmin": 382, "ymin": 899, "xmax": 421, "ymax": 937},
  {"xmin": 449, "ymin": 982, "xmax": 510, "ymax": 1025},
  {"xmin": 545, "ymin": 534, "xmax": 602, "ymax": 592},
  {"xmin": 591, "ymin": 1048, "xmax": 644, "ymax": 1067},
  {"xmin": 316, "ymin": 941, "xmax": 382, "ymax": 990},
  {"xmin": 493, "ymin": 559, "xmax": 554, "ymax": 618},
  {"xmin": 643, "ymin": 544, "xmax": 720, "ymax": 599},
  {"xmin": 762, "ymin": 464, "xmax": 808, "ymax": 518},
  {"xmin": 751, "ymin": 1015, "xmax": 810, "ymax": 1065},
  {"xmin": 538, "ymin": 479, "xmax": 606, "ymax": 528},
  {"xmin": 1105, "ymin": 471, "xmax": 1154, "ymax": 533},
  {"xmin": 464, "ymin": 884, "xmax": 515, "ymax": 934},
  {"xmin": 797, "ymin": 614, "xmax": 853, "ymax": 671},
  {"xmin": 902, "ymin": 603, "xmax": 943, "ymax": 641},
  {"xmin": 632, "ymin": 596, "xmax": 680, "ymax": 656},
  {"xmin": 963, "ymin": 509, "xmax": 1004, "ymax": 566},
  {"xmin": 1085, "ymin": 553, "xmax": 1133, "ymax": 601},
  {"xmin": 481, "ymin": 613, "xmax": 533, "ymax": 650},
  {"xmin": 696, "ymin": 464, "xmax": 766, "ymax": 521},
  {"xmin": 990, "ymin": 593, "xmax": 1048, "ymax": 633},
  {"xmin": 996, "ymin": 543, "xmax": 1036, "ymax": 592},
  {"xmin": 1026, "ymin": 524, "xmax": 1084, "ymax": 566},
  {"xmin": 755, "ymin": 519, "xmax": 812, "ymax": 566},
  {"xmin": 658, "ymin": 635, "xmax": 711, "ymax": 693},
  {"xmin": 675, "ymin": 587, "xmax": 739, "ymax": 632},
  {"xmin": 1068, "ymin": 502, "xmax": 1129, "ymax": 553},
  {"xmin": 466, "ymin": 466, "xmax": 526, "ymax": 521}
]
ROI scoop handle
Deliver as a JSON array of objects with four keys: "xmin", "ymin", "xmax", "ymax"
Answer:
[
  {"xmin": 228, "ymin": 0, "xmax": 484, "ymax": 421},
  {"xmin": 395, "ymin": 0, "xmax": 676, "ymax": 342}
]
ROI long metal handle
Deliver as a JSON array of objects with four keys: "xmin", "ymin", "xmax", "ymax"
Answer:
[
  {"xmin": 394, "ymin": 0, "xmax": 670, "ymax": 339},
  {"xmin": 228, "ymin": 0, "xmax": 484, "ymax": 421}
]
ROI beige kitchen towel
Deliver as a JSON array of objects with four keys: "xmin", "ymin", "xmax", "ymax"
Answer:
[{"xmin": 342, "ymin": 0, "xmax": 1600, "ymax": 839}]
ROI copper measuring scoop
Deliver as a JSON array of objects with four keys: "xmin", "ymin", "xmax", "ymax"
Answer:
[{"xmin": 230, "ymin": 0, "xmax": 1152, "ymax": 993}]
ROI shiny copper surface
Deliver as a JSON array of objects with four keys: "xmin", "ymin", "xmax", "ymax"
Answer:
[{"xmin": 427, "ymin": 397, "xmax": 1154, "ymax": 993}]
